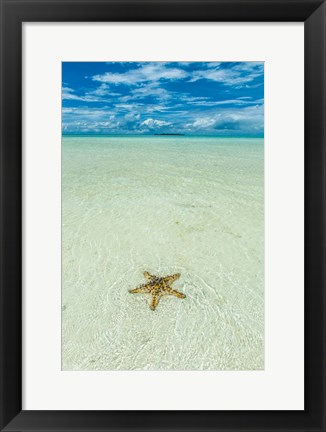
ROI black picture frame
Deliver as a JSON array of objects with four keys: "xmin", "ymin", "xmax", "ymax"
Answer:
[{"xmin": 0, "ymin": 1, "xmax": 325, "ymax": 431}]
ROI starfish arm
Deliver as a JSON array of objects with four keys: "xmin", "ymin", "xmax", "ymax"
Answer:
[
  {"xmin": 129, "ymin": 284, "xmax": 151, "ymax": 294},
  {"xmin": 143, "ymin": 271, "xmax": 156, "ymax": 281},
  {"xmin": 164, "ymin": 273, "xmax": 181, "ymax": 283},
  {"xmin": 166, "ymin": 288, "xmax": 186, "ymax": 299},
  {"xmin": 150, "ymin": 294, "xmax": 160, "ymax": 311}
]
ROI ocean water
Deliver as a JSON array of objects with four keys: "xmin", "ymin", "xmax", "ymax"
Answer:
[{"xmin": 62, "ymin": 136, "xmax": 264, "ymax": 370}]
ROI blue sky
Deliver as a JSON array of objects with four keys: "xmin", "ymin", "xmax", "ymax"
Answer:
[{"xmin": 62, "ymin": 62, "xmax": 264, "ymax": 136}]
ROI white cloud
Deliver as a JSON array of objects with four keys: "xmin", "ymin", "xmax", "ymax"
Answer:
[
  {"xmin": 185, "ymin": 104, "xmax": 264, "ymax": 133},
  {"xmin": 62, "ymin": 86, "xmax": 117, "ymax": 103},
  {"xmin": 62, "ymin": 87, "xmax": 86, "ymax": 101},
  {"xmin": 140, "ymin": 118, "xmax": 172, "ymax": 129},
  {"xmin": 115, "ymin": 103, "xmax": 144, "ymax": 110},
  {"xmin": 189, "ymin": 62, "xmax": 263, "ymax": 86},
  {"xmin": 62, "ymin": 85, "xmax": 122, "ymax": 104},
  {"xmin": 87, "ymin": 84, "xmax": 121, "ymax": 97},
  {"xmin": 128, "ymin": 83, "xmax": 172, "ymax": 101},
  {"xmin": 191, "ymin": 118, "xmax": 216, "ymax": 128},
  {"xmin": 205, "ymin": 62, "xmax": 222, "ymax": 68},
  {"xmin": 92, "ymin": 63, "xmax": 188, "ymax": 86},
  {"xmin": 62, "ymin": 102, "xmax": 263, "ymax": 135}
]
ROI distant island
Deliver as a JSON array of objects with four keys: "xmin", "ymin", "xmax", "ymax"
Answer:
[{"xmin": 154, "ymin": 133, "xmax": 185, "ymax": 136}]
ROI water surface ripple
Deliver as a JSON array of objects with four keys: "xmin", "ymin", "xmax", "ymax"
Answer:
[{"xmin": 62, "ymin": 136, "xmax": 264, "ymax": 370}]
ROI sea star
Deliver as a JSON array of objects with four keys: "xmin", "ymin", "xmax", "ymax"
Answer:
[{"xmin": 129, "ymin": 271, "xmax": 186, "ymax": 310}]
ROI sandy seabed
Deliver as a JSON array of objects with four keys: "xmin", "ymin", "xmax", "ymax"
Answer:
[{"xmin": 62, "ymin": 136, "xmax": 264, "ymax": 370}]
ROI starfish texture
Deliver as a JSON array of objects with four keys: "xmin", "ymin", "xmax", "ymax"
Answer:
[{"xmin": 129, "ymin": 271, "xmax": 186, "ymax": 310}]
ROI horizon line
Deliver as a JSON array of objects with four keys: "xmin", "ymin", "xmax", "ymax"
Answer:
[{"xmin": 62, "ymin": 133, "xmax": 264, "ymax": 138}]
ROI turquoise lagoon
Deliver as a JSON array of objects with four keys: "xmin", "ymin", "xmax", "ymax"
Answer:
[{"xmin": 62, "ymin": 136, "xmax": 264, "ymax": 370}]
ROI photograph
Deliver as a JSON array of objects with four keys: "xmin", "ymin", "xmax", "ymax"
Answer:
[{"xmin": 61, "ymin": 61, "xmax": 264, "ymax": 371}]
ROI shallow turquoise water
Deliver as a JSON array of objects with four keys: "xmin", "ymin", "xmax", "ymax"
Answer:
[{"xmin": 62, "ymin": 136, "xmax": 264, "ymax": 370}]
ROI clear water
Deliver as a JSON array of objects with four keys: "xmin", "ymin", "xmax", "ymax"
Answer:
[{"xmin": 62, "ymin": 136, "xmax": 264, "ymax": 370}]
